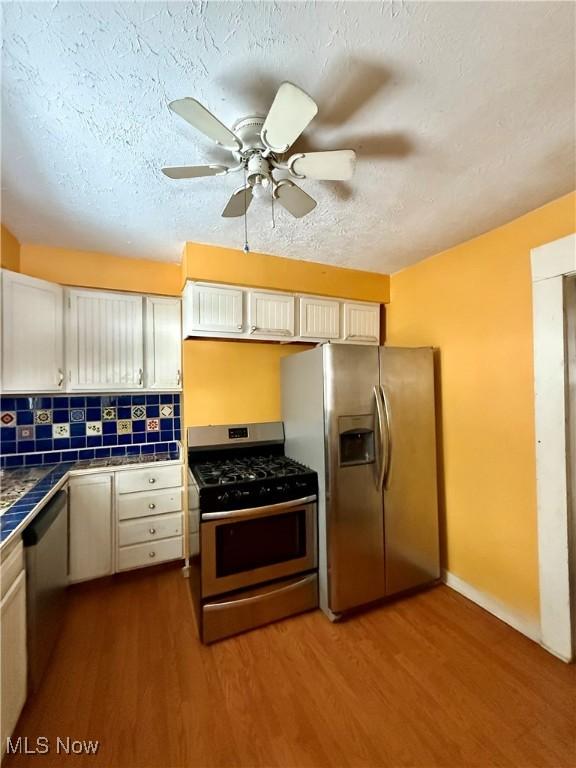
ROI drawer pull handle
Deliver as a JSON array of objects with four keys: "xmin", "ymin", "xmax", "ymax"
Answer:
[
  {"xmin": 148, "ymin": 503, "xmax": 156, "ymax": 509},
  {"xmin": 148, "ymin": 528, "xmax": 156, "ymax": 535},
  {"xmin": 149, "ymin": 551, "xmax": 156, "ymax": 558},
  {"xmin": 149, "ymin": 478, "xmax": 156, "ymax": 484}
]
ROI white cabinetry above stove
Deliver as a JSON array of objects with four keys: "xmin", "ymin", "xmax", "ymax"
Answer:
[{"xmin": 183, "ymin": 281, "xmax": 382, "ymax": 345}]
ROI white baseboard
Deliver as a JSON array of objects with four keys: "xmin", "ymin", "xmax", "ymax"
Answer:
[{"xmin": 442, "ymin": 570, "xmax": 541, "ymax": 644}]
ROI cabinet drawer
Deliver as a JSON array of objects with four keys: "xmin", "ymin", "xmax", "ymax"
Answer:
[
  {"xmin": 116, "ymin": 465, "xmax": 183, "ymax": 494},
  {"xmin": 117, "ymin": 488, "xmax": 182, "ymax": 521},
  {"xmin": 118, "ymin": 513, "xmax": 182, "ymax": 547},
  {"xmin": 117, "ymin": 537, "xmax": 183, "ymax": 571},
  {"xmin": 0, "ymin": 540, "xmax": 24, "ymax": 601}
]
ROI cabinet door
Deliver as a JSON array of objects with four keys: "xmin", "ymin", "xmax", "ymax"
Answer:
[
  {"xmin": 342, "ymin": 302, "xmax": 380, "ymax": 344},
  {"xmin": 1, "ymin": 570, "xmax": 27, "ymax": 756},
  {"xmin": 1, "ymin": 269, "xmax": 64, "ymax": 392},
  {"xmin": 69, "ymin": 474, "xmax": 113, "ymax": 582},
  {"xmin": 144, "ymin": 297, "xmax": 182, "ymax": 390},
  {"xmin": 191, "ymin": 284, "xmax": 244, "ymax": 333},
  {"xmin": 299, "ymin": 296, "xmax": 340, "ymax": 339},
  {"xmin": 66, "ymin": 289, "xmax": 144, "ymax": 390},
  {"xmin": 248, "ymin": 291, "xmax": 295, "ymax": 337}
]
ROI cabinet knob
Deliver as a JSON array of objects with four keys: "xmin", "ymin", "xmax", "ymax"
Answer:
[
  {"xmin": 177, "ymin": 369, "xmax": 182, "ymax": 386},
  {"xmin": 148, "ymin": 528, "xmax": 156, "ymax": 535},
  {"xmin": 57, "ymin": 368, "xmax": 64, "ymax": 388},
  {"xmin": 137, "ymin": 368, "xmax": 143, "ymax": 386},
  {"xmin": 148, "ymin": 478, "xmax": 156, "ymax": 484},
  {"xmin": 250, "ymin": 325, "xmax": 257, "ymax": 334},
  {"xmin": 237, "ymin": 324, "xmax": 242, "ymax": 330},
  {"xmin": 148, "ymin": 551, "xmax": 156, "ymax": 558},
  {"xmin": 148, "ymin": 502, "xmax": 156, "ymax": 509}
]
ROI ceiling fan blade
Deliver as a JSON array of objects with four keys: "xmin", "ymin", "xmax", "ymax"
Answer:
[
  {"xmin": 222, "ymin": 186, "xmax": 253, "ymax": 218},
  {"xmin": 274, "ymin": 181, "xmax": 317, "ymax": 218},
  {"xmin": 289, "ymin": 150, "xmax": 356, "ymax": 181},
  {"xmin": 161, "ymin": 165, "xmax": 229, "ymax": 179},
  {"xmin": 261, "ymin": 82, "xmax": 318, "ymax": 153},
  {"xmin": 169, "ymin": 98, "xmax": 241, "ymax": 151}
]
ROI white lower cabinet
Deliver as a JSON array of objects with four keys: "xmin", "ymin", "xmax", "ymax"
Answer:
[
  {"xmin": 115, "ymin": 464, "xmax": 184, "ymax": 572},
  {"xmin": 1, "ymin": 542, "xmax": 27, "ymax": 757},
  {"xmin": 69, "ymin": 474, "xmax": 113, "ymax": 583},
  {"xmin": 117, "ymin": 537, "xmax": 183, "ymax": 572},
  {"xmin": 118, "ymin": 513, "xmax": 183, "ymax": 547}
]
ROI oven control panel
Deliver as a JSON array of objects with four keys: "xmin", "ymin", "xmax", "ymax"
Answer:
[{"xmin": 228, "ymin": 427, "xmax": 249, "ymax": 440}]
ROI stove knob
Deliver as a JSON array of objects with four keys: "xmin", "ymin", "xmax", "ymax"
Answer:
[{"xmin": 218, "ymin": 491, "xmax": 229, "ymax": 503}]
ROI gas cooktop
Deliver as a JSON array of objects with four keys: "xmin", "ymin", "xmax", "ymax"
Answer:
[
  {"xmin": 189, "ymin": 454, "xmax": 318, "ymax": 513},
  {"xmin": 192, "ymin": 455, "xmax": 312, "ymax": 487}
]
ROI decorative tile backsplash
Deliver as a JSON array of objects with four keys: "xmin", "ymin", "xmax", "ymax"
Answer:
[{"xmin": 0, "ymin": 394, "xmax": 181, "ymax": 468}]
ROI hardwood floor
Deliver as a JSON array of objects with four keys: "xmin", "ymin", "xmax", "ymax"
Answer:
[{"xmin": 4, "ymin": 565, "xmax": 575, "ymax": 768}]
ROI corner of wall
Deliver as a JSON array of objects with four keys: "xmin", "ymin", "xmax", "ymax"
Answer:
[{"xmin": 1, "ymin": 224, "xmax": 21, "ymax": 272}]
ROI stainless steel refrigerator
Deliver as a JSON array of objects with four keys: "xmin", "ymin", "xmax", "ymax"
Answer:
[{"xmin": 281, "ymin": 344, "xmax": 440, "ymax": 618}]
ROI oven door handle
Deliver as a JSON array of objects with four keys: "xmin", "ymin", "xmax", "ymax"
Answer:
[
  {"xmin": 204, "ymin": 574, "xmax": 317, "ymax": 611},
  {"xmin": 201, "ymin": 495, "xmax": 317, "ymax": 521}
]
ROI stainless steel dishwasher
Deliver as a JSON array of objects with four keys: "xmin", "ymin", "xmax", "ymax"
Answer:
[{"xmin": 22, "ymin": 489, "xmax": 69, "ymax": 692}]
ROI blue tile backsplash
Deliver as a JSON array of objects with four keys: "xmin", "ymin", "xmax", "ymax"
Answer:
[{"xmin": 0, "ymin": 393, "xmax": 181, "ymax": 468}]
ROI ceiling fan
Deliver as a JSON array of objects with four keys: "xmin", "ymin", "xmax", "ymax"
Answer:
[{"xmin": 161, "ymin": 82, "xmax": 356, "ymax": 219}]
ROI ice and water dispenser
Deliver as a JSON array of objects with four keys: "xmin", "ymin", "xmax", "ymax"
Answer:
[{"xmin": 338, "ymin": 415, "xmax": 375, "ymax": 467}]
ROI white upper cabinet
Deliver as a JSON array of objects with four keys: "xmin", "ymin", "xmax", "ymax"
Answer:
[
  {"xmin": 144, "ymin": 297, "xmax": 182, "ymax": 390},
  {"xmin": 299, "ymin": 296, "xmax": 340, "ymax": 340},
  {"xmin": 342, "ymin": 302, "xmax": 381, "ymax": 344},
  {"xmin": 183, "ymin": 281, "xmax": 382, "ymax": 344},
  {"xmin": 248, "ymin": 291, "xmax": 295, "ymax": 338},
  {"xmin": 189, "ymin": 283, "xmax": 244, "ymax": 334},
  {"xmin": 66, "ymin": 289, "xmax": 144, "ymax": 390},
  {"xmin": 1, "ymin": 270, "xmax": 65, "ymax": 393}
]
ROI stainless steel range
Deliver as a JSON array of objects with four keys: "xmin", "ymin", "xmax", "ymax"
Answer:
[{"xmin": 187, "ymin": 422, "xmax": 318, "ymax": 643}]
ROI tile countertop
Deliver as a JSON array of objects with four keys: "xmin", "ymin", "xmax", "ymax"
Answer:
[{"xmin": 0, "ymin": 447, "xmax": 183, "ymax": 551}]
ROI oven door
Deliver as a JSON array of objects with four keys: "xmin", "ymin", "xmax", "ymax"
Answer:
[{"xmin": 201, "ymin": 496, "xmax": 317, "ymax": 598}]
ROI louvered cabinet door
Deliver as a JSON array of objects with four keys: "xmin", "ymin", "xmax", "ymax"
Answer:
[
  {"xmin": 66, "ymin": 289, "xmax": 144, "ymax": 390},
  {"xmin": 342, "ymin": 302, "xmax": 380, "ymax": 344},
  {"xmin": 299, "ymin": 296, "xmax": 340, "ymax": 340},
  {"xmin": 248, "ymin": 291, "xmax": 295, "ymax": 338}
]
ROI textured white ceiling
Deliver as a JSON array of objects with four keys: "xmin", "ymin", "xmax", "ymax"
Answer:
[{"xmin": 1, "ymin": 1, "xmax": 574, "ymax": 273}]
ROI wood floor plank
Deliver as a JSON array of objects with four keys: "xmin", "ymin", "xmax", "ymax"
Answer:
[{"xmin": 4, "ymin": 565, "xmax": 575, "ymax": 768}]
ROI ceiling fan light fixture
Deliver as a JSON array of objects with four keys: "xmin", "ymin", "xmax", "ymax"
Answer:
[{"xmin": 251, "ymin": 175, "xmax": 271, "ymax": 198}]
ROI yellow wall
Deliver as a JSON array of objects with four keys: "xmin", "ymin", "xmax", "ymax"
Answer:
[
  {"xmin": 1, "ymin": 225, "xmax": 20, "ymax": 271},
  {"xmin": 386, "ymin": 191, "xmax": 576, "ymax": 622},
  {"xmin": 19, "ymin": 244, "xmax": 181, "ymax": 296},
  {"xmin": 183, "ymin": 340, "xmax": 312, "ymax": 426},
  {"xmin": 183, "ymin": 242, "xmax": 390, "ymax": 302}
]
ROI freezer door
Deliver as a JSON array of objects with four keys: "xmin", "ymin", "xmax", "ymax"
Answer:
[
  {"xmin": 324, "ymin": 345, "xmax": 386, "ymax": 612},
  {"xmin": 379, "ymin": 347, "xmax": 440, "ymax": 595}
]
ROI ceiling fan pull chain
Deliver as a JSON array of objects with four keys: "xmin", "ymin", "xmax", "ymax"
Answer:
[
  {"xmin": 271, "ymin": 176, "xmax": 276, "ymax": 229},
  {"xmin": 243, "ymin": 165, "xmax": 250, "ymax": 254}
]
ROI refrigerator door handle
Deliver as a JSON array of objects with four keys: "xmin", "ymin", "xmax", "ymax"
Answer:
[
  {"xmin": 374, "ymin": 385, "xmax": 387, "ymax": 490},
  {"xmin": 380, "ymin": 385, "xmax": 392, "ymax": 489}
]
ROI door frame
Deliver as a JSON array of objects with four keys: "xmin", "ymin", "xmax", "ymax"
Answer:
[{"xmin": 531, "ymin": 233, "xmax": 576, "ymax": 661}]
